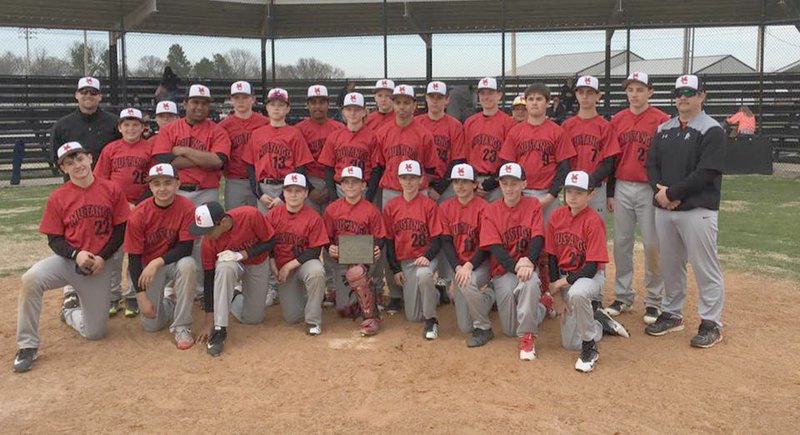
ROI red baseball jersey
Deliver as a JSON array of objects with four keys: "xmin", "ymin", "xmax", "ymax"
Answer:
[
  {"xmin": 365, "ymin": 110, "xmax": 395, "ymax": 131},
  {"xmin": 561, "ymin": 115, "xmax": 622, "ymax": 176},
  {"xmin": 243, "ymin": 124, "xmax": 314, "ymax": 181},
  {"xmin": 545, "ymin": 205, "xmax": 608, "ymax": 273},
  {"xmin": 93, "ymin": 138, "xmax": 153, "ymax": 203},
  {"xmin": 295, "ymin": 118, "xmax": 345, "ymax": 178},
  {"xmin": 318, "ymin": 126, "xmax": 376, "ymax": 183},
  {"xmin": 151, "ymin": 118, "xmax": 231, "ymax": 189},
  {"xmin": 479, "ymin": 196, "xmax": 544, "ymax": 277},
  {"xmin": 323, "ymin": 197, "xmax": 387, "ymax": 244},
  {"xmin": 373, "ymin": 119, "xmax": 436, "ymax": 191},
  {"xmin": 499, "ymin": 120, "xmax": 577, "ymax": 190},
  {"xmin": 39, "ymin": 178, "xmax": 130, "ymax": 254},
  {"xmin": 414, "ymin": 113, "xmax": 464, "ymax": 179},
  {"xmin": 218, "ymin": 112, "xmax": 269, "ymax": 179},
  {"xmin": 439, "ymin": 195, "xmax": 488, "ymax": 264},
  {"xmin": 123, "ymin": 195, "xmax": 196, "ymax": 265},
  {"xmin": 382, "ymin": 193, "xmax": 444, "ymax": 262},
  {"xmin": 456, "ymin": 111, "xmax": 515, "ymax": 175},
  {"xmin": 610, "ymin": 106, "xmax": 670, "ymax": 182},
  {"xmin": 201, "ymin": 206, "xmax": 274, "ymax": 271},
  {"xmin": 266, "ymin": 204, "xmax": 329, "ymax": 270}
]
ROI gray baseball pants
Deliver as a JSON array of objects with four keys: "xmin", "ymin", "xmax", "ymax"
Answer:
[
  {"xmin": 139, "ymin": 257, "xmax": 197, "ymax": 333},
  {"xmin": 213, "ymin": 259, "xmax": 270, "ymax": 328},
  {"xmin": 443, "ymin": 262, "xmax": 490, "ymax": 333},
  {"xmin": 224, "ymin": 177, "xmax": 256, "ymax": 209},
  {"xmin": 277, "ymin": 259, "xmax": 326, "ymax": 327},
  {"xmin": 399, "ymin": 257, "xmax": 440, "ymax": 322},
  {"xmin": 558, "ymin": 269, "xmax": 605, "ymax": 351}
]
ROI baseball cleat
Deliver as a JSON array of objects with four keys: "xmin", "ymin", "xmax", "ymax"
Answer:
[
  {"xmin": 108, "ymin": 299, "xmax": 123, "ymax": 317},
  {"xmin": 435, "ymin": 279, "xmax": 450, "ymax": 305},
  {"xmin": 61, "ymin": 292, "xmax": 80, "ymax": 323},
  {"xmin": 423, "ymin": 318, "xmax": 439, "ymax": 340},
  {"xmin": 306, "ymin": 323, "xmax": 322, "ymax": 336},
  {"xmin": 467, "ymin": 327, "xmax": 494, "ymax": 348},
  {"xmin": 595, "ymin": 309, "xmax": 631, "ymax": 338},
  {"xmin": 518, "ymin": 332, "xmax": 536, "ymax": 361},
  {"xmin": 360, "ymin": 318, "xmax": 380, "ymax": 336},
  {"xmin": 124, "ymin": 298, "xmax": 139, "ymax": 318},
  {"xmin": 174, "ymin": 328, "xmax": 194, "ymax": 350},
  {"xmin": 207, "ymin": 326, "xmax": 227, "ymax": 357},
  {"xmin": 643, "ymin": 306, "xmax": 660, "ymax": 325},
  {"xmin": 385, "ymin": 297, "xmax": 403, "ymax": 315},
  {"xmin": 265, "ymin": 287, "xmax": 279, "ymax": 307},
  {"xmin": 690, "ymin": 320, "xmax": 723, "ymax": 348},
  {"xmin": 12, "ymin": 348, "xmax": 38, "ymax": 373},
  {"xmin": 539, "ymin": 292, "xmax": 556, "ymax": 319},
  {"xmin": 645, "ymin": 312, "xmax": 684, "ymax": 336},
  {"xmin": 322, "ymin": 288, "xmax": 336, "ymax": 308},
  {"xmin": 605, "ymin": 300, "xmax": 631, "ymax": 317},
  {"xmin": 575, "ymin": 340, "xmax": 599, "ymax": 373}
]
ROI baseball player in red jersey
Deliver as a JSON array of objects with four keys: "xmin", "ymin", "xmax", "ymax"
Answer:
[
  {"xmin": 218, "ymin": 81, "xmax": 268, "ymax": 210},
  {"xmin": 124, "ymin": 164, "xmax": 197, "ymax": 350},
  {"xmin": 475, "ymin": 163, "xmax": 545, "ymax": 360},
  {"xmin": 454, "ymin": 77, "xmax": 515, "ymax": 201},
  {"xmin": 364, "ymin": 79, "xmax": 396, "ymax": 131},
  {"xmin": 323, "ymin": 166, "xmax": 387, "ymax": 336},
  {"xmin": 266, "ymin": 173, "xmax": 330, "ymax": 335},
  {"xmin": 606, "ymin": 72, "xmax": 670, "ymax": 324},
  {"xmin": 383, "ymin": 160, "xmax": 445, "ymax": 338},
  {"xmin": 190, "ymin": 201, "xmax": 275, "ymax": 357},
  {"xmin": 438, "ymin": 163, "xmax": 491, "ymax": 340},
  {"xmin": 94, "ymin": 107, "xmax": 153, "ymax": 317},
  {"xmin": 13, "ymin": 142, "xmax": 129, "ymax": 373},
  {"xmin": 511, "ymin": 96, "xmax": 527, "ymax": 123},
  {"xmin": 561, "ymin": 75, "xmax": 622, "ymax": 216},
  {"xmin": 546, "ymin": 170, "xmax": 629, "ymax": 373}
]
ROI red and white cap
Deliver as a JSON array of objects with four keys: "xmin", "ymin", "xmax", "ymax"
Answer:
[
  {"xmin": 188, "ymin": 84, "xmax": 211, "ymax": 99},
  {"xmin": 78, "ymin": 76, "xmax": 100, "ymax": 91},
  {"xmin": 564, "ymin": 170, "xmax": 590, "ymax": 191},
  {"xmin": 147, "ymin": 163, "xmax": 178, "ymax": 180},
  {"xmin": 283, "ymin": 172, "xmax": 307, "ymax": 188},
  {"xmin": 189, "ymin": 202, "xmax": 226, "ymax": 235},
  {"xmin": 342, "ymin": 92, "xmax": 365, "ymax": 108},
  {"xmin": 477, "ymin": 77, "xmax": 498, "ymax": 90},
  {"xmin": 57, "ymin": 141, "xmax": 86, "ymax": 162},
  {"xmin": 512, "ymin": 95, "xmax": 526, "ymax": 106},
  {"xmin": 498, "ymin": 162, "xmax": 524, "ymax": 180},
  {"xmin": 119, "ymin": 107, "xmax": 143, "ymax": 120},
  {"xmin": 375, "ymin": 79, "xmax": 396, "ymax": 91},
  {"xmin": 426, "ymin": 81, "xmax": 447, "ymax": 95},
  {"xmin": 622, "ymin": 71, "xmax": 650, "ymax": 88},
  {"xmin": 392, "ymin": 84, "xmax": 415, "ymax": 99},
  {"xmin": 230, "ymin": 81, "xmax": 252, "ymax": 95},
  {"xmin": 155, "ymin": 100, "xmax": 178, "ymax": 115},
  {"xmin": 450, "ymin": 163, "xmax": 475, "ymax": 181},
  {"xmin": 675, "ymin": 74, "xmax": 701, "ymax": 90},
  {"xmin": 267, "ymin": 88, "xmax": 289, "ymax": 103},
  {"xmin": 307, "ymin": 85, "xmax": 329, "ymax": 99},
  {"xmin": 575, "ymin": 75, "xmax": 600, "ymax": 91},
  {"xmin": 398, "ymin": 160, "xmax": 422, "ymax": 176},
  {"xmin": 340, "ymin": 166, "xmax": 364, "ymax": 180}
]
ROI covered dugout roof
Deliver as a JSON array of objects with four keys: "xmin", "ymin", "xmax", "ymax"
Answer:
[{"xmin": 1, "ymin": 0, "xmax": 800, "ymax": 39}]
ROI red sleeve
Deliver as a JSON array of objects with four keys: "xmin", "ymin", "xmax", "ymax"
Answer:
[
  {"xmin": 201, "ymin": 238, "xmax": 216, "ymax": 271},
  {"xmin": 322, "ymin": 208, "xmax": 335, "ymax": 240},
  {"xmin": 179, "ymin": 202, "xmax": 197, "ymax": 241},
  {"xmin": 93, "ymin": 147, "xmax": 112, "ymax": 180},
  {"xmin": 452, "ymin": 122, "xmax": 465, "ymax": 162},
  {"xmin": 39, "ymin": 195, "xmax": 64, "ymax": 235},
  {"xmin": 210, "ymin": 125, "xmax": 232, "ymax": 158},
  {"xmin": 123, "ymin": 210, "xmax": 145, "ymax": 254},
  {"xmin": 439, "ymin": 203, "xmax": 453, "ymax": 235},
  {"xmin": 369, "ymin": 206, "xmax": 388, "ymax": 239},
  {"xmin": 242, "ymin": 133, "xmax": 255, "ymax": 166},
  {"xmin": 584, "ymin": 215, "xmax": 609, "ymax": 264},
  {"xmin": 111, "ymin": 184, "xmax": 130, "ymax": 225},
  {"xmin": 307, "ymin": 213, "xmax": 330, "ymax": 248},
  {"xmin": 499, "ymin": 128, "xmax": 517, "ymax": 162},
  {"xmin": 382, "ymin": 205, "xmax": 394, "ymax": 238},
  {"xmin": 544, "ymin": 212, "xmax": 558, "ymax": 255},
  {"xmin": 530, "ymin": 201, "xmax": 544, "ymax": 238},
  {"xmin": 152, "ymin": 126, "xmax": 173, "ymax": 155},
  {"xmin": 602, "ymin": 122, "xmax": 622, "ymax": 159},
  {"xmin": 292, "ymin": 131, "xmax": 315, "ymax": 168},
  {"xmin": 478, "ymin": 205, "xmax": 501, "ymax": 247},
  {"xmin": 318, "ymin": 134, "xmax": 336, "ymax": 168},
  {"xmin": 253, "ymin": 211, "xmax": 275, "ymax": 242},
  {"xmin": 423, "ymin": 130, "xmax": 437, "ymax": 170},
  {"xmin": 554, "ymin": 127, "xmax": 576, "ymax": 162},
  {"xmin": 372, "ymin": 131, "xmax": 386, "ymax": 167},
  {"xmin": 426, "ymin": 201, "xmax": 444, "ymax": 237}
]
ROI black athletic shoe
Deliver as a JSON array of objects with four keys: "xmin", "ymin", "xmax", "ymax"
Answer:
[
  {"xmin": 435, "ymin": 280, "xmax": 451, "ymax": 305},
  {"xmin": 643, "ymin": 306, "xmax": 660, "ymax": 325},
  {"xmin": 423, "ymin": 318, "xmax": 439, "ymax": 340},
  {"xmin": 385, "ymin": 298, "xmax": 403, "ymax": 315},
  {"xmin": 690, "ymin": 320, "xmax": 723, "ymax": 348},
  {"xmin": 605, "ymin": 300, "xmax": 631, "ymax": 317},
  {"xmin": 595, "ymin": 309, "xmax": 630, "ymax": 338},
  {"xmin": 61, "ymin": 292, "xmax": 80, "ymax": 322},
  {"xmin": 12, "ymin": 348, "xmax": 38, "ymax": 373},
  {"xmin": 575, "ymin": 340, "xmax": 599, "ymax": 372},
  {"xmin": 645, "ymin": 312, "xmax": 684, "ymax": 336},
  {"xmin": 124, "ymin": 297, "xmax": 139, "ymax": 318},
  {"xmin": 207, "ymin": 326, "xmax": 227, "ymax": 357},
  {"xmin": 591, "ymin": 300, "xmax": 603, "ymax": 312},
  {"xmin": 467, "ymin": 328, "xmax": 494, "ymax": 348}
]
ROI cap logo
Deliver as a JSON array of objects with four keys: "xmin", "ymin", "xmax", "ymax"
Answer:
[
  {"xmin": 314, "ymin": 87, "xmax": 321, "ymax": 95},
  {"xmin": 347, "ymin": 167, "xmax": 354, "ymax": 174},
  {"xmin": 571, "ymin": 173, "xmax": 579, "ymax": 183},
  {"xmin": 236, "ymin": 83, "xmax": 242, "ymax": 90},
  {"xmin": 433, "ymin": 83, "xmax": 439, "ymax": 90},
  {"xmin": 504, "ymin": 165, "xmax": 512, "ymax": 173},
  {"xmin": 291, "ymin": 174, "xmax": 298, "ymax": 182},
  {"xmin": 63, "ymin": 144, "xmax": 72, "ymax": 151},
  {"xmin": 681, "ymin": 76, "xmax": 689, "ymax": 84},
  {"xmin": 198, "ymin": 87, "xmax": 206, "ymax": 95},
  {"xmin": 482, "ymin": 79, "xmax": 488, "ymax": 85},
  {"xmin": 457, "ymin": 167, "xmax": 465, "ymax": 176},
  {"xmin": 632, "ymin": 72, "xmax": 639, "ymax": 79},
  {"xmin": 405, "ymin": 163, "xmax": 413, "ymax": 171},
  {"xmin": 584, "ymin": 77, "xmax": 592, "ymax": 85},
  {"xmin": 195, "ymin": 213, "xmax": 203, "ymax": 225},
  {"xmin": 162, "ymin": 102, "xmax": 169, "ymax": 110},
  {"xmin": 381, "ymin": 80, "xmax": 387, "ymax": 86},
  {"xmin": 350, "ymin": 94, "xmax": 357, "ymax": 102},
  {"xmin": 86, "ymin": 78, "xmax": 92, "ymax": 84},
  {"xmin": 127, "ymin": 109, "xmax": 134, "ymax": 116},
  {"xmin": 156, "ymin": 166, "xmax": 164, "ymax": 175},
  {"xmin": 399, "ymin": 86, "xmax": 405, "ymax": 93}
]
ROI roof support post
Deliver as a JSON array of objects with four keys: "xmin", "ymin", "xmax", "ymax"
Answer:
[
  {"xmin": 383, "ymin": 0, "xmax": 388, "ymax": 78},
  {"xmin": 123, "ymin": 0, "xmax": 157, "ymax": 31},
  {"xmin": 604, "ymin": 29, "xmax": 613, "ymax": 113}
]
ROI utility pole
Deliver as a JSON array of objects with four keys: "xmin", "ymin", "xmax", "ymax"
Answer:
[{"xmin": 83, "ymin": 30, "xmax": 89, "ymax": 76}]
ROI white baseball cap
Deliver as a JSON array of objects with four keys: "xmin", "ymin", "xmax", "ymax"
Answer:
[
  {"xmin": 78, "ymin": 77, "xmax": 100, "ymax": 91},
  {"xmin": 283, "ymin": 172, "xmax": 307, "ymax": 188},
  {"xmin": 477, "ymin": 77, "xmax": 498, "ymax": 91},
  {"xmin": 498, "ymin": 162, "xmax": 524, "ymax": 180},
  {"xmin": 564, "ymin": 170, "xmax": 590, "ymax": 191},
  {"xmin": 147, "ymin": 163, "xmax": 178, "ymax": 180},
  {"xmin": 375, "ymin": 79, "xmax": 396, "ymax": 91},
  {"xmin": 230, "ymin": 81, "xmax": 252, "ymax": 95},
  {"xmin": 267, "ymin": 88, "xmax": 289, "ymax": 103},
  {"xmin": 119, "ymin": 107, "xmax": 143, "ymax": 121},
  {"xmin": 307, "ymin": 85, "xmax": 329, "ymax": 99},
  {"xmin": 450, "ymin": 163, "xmax": 475, "ymax": 181},
  {"xmin": 622, "ymin": 71, "xmax": 650, "ymax": 88},
  {"xmin": 392, "ymin": 84, "xmax": 415, "ymax": 100},
  {"xmin": 398, "ymin": 160, "xmax": 422, "ymax": 177},
  {"xmin": 155, "ymin": 101, "xmax": 178, "ymax": 115},
  {"xmin": 188, "ymin": 84, "xmax": 211, "ymax": 99},
  {"xmin": 675, "ymin": 74, "xmax": 702, "ymax": 91},
  {"xmin": 189, "ymin": 202, "xmax": 226, "ymax": 235},
  {"xmin": 342, "ymin": 92, "xmax": 365, "ymax": 108},
  {"xmin": 426, "ymin": 81, "xmax": 447, "ymax": 95},
  {"xmin": 57, "ymin": 141, "xmax": 86, "ymax": 163},
  {"xmin": 575, "ymin": 75, "xmax": 600, "ymax": 91},
  {"xmin": 340, "ymin": 166, "xmax": 363, "ymax": 180},
  {"xmin": 512, "ymin": 95, "xmax": 526, "ymax": 106}
]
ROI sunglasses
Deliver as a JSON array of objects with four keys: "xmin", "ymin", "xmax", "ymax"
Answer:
[
  {"xmin": 674, "ymin": 88, "xmax": 698, "ymax": 98},
  {"xmin": 78, "ymin": 89, "xmax": 100, "ymax": 96}
]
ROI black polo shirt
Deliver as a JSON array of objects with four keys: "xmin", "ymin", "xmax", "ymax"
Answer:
[{"xmin": 50, "ymin": 108, "xmax": 120, "ymax": 165}]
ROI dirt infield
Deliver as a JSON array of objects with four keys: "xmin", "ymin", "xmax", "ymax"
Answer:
[{"xmin": 1, "ymin": 261, "xmax": 799, "ymax": 433}]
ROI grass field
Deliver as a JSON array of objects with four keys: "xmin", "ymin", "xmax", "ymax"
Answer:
[{"xmin": 0, "ymin": 175, "xmax": 798, "ymax": 280}]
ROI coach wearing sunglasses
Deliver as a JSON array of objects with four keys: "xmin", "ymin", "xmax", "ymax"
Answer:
[{"xmin": 50, "ymin": 76, "xmax": 120, "ymax": 168}]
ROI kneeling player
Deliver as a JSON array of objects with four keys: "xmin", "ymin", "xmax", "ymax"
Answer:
[
  {"xmin": 383, "ymin": 160, "xmax": 445, "ymax": 339},
  {"xmin": 124, "ymin": 164, "xmax": 198, "ymax": 350},
  {"xmin": 190, "ymin": 202, "xmax": 275, "ymax": 357},
  {"xmin": 323, "ymin": 166, "xmax": 387, "ymax": 336}
]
